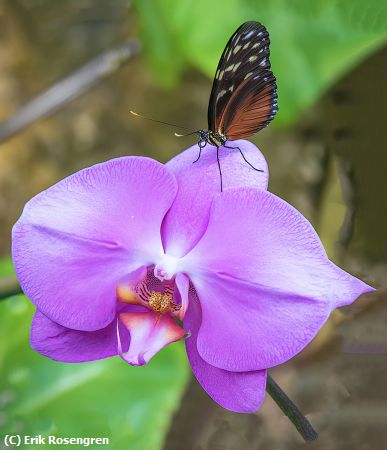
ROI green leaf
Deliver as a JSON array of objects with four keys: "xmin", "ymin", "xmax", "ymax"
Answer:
[
  {"xmin": 132, "ymin": 0, "xmax": 387, "ymax": 123},
  {"xmin": 0, "ymin": 294, "xmax": 189, "ymax": 450}
]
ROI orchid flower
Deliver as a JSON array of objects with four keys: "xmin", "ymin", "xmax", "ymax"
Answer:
[{"xmin": 12, "ymin": 141, "xmax": 373, "ymax": 413}]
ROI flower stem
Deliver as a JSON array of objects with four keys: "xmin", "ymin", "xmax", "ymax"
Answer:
[{"xmin": 266, "ymin": 373, "xmax": 318, "ymax": 441}]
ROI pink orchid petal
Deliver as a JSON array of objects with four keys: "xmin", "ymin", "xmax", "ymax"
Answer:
[
  {"xmin": 12, "ymin": 157, "xmax": 177, "ymax": 331},
  {"xmin": 185, "ymin": 293, "xmax": 267, "ymax": 412},
  {"xmin": 118, "ymin": 311, "xmax": 185, "ymax": 366},
  {"xmin": 183, "ymin": 188, "xmax": 373, "ymax": 308},
  {"xmin": 192, "ymin": 273, "xmax": 331, "ymax": 371},
  {"xmin": 181, "ymin": 189, "xmax": 373, "ymax": 371},
  {"xmin": 163, "ymin": 140, "xmax": 268, "ymax": 257},
  {"xmin": 31, "ymin": 309, "xmax": 129, "ymax": 362}
]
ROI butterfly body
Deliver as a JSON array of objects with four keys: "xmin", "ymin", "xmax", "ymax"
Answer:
[
  {"xmin": 197, "ymin": 129, "xmax": 227, "ymax": 148},
  {"xmin": 131, "ymin": 21, "xmax": 278, "ymax": 190}
]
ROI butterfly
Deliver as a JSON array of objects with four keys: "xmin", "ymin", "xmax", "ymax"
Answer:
[
  {"xmin": 131, "ymin": 21, "xmax": 278, "ymax": 190},
  {"xmin": 192, "ymin": 21, "xmax": 278, "ymax": 188}
]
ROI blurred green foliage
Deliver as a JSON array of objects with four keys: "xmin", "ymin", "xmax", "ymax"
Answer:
[
  {"xmin": 133, "ymin": 0, "xmax": 387, "ymax": 124},
  {"xmin": 0, "ymin": 260, "xmax": 14, "ymax": 277},
  {"xmin": 0, "ymin": 261, "xmax": 189, "ymax": 450}
]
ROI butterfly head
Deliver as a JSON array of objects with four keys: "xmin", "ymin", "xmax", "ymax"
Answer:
[
  {"xmin": 197, "ymin": 130, "xmax": 209, "ymax": 149},
  {"xmin": 198, "ymin": 129, "xmax": 209, "ymax": 141}
]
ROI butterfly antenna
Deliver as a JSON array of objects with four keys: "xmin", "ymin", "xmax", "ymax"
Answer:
[
  {"xmin": 174, "ymin": 131, "xmax": 199, "ymax": 137},
  {"xmin": 130, "ymin": 110, "xmax": 193, "ymax": 132}
]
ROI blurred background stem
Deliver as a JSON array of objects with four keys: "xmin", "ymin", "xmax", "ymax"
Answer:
[
  {"xmin": 0, "ymin": 39, "xmax": 140, "ymax": 143},
  {"xmin": 0, "ymin": 275, "xmax": 22, "ymax": 299}
]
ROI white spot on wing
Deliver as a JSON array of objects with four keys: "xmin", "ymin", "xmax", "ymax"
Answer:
[
  {"xmin": 242, "ymin": 42, "xmax": 250, "ymax": 50},
  {"xmin": 233, "ymin": 45, "xmax": 242, "ymax": 54},
  {"xmin": 244, "ymin": 72, "xmax": 253, "ymax": 80},
  {"xmin": 216, "ymin": 89, "xmax": 227, "ymax": 101},
  {"xmin": 248, "ymin": 55, "xmax": 258, "ymax": 62},
  {"xmin": 232, "ymin": 61, "xmax": 241, "ymax": 72}
]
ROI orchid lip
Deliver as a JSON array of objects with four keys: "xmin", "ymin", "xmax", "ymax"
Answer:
[
  {"xmin": 116, "ymin": 265, "xmax": 188, "ymax": 366},
  {"xmin": 117, "ymin": 266, "xmax": 184, "ymax": 318}
]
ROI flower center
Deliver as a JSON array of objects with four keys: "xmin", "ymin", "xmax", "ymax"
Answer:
[
  {"xmin": 154, "ymin": 254, "xmax": 180, "ymax": 281},
  {"xmin": 147, "ymin": 290, "xmax": 181, "ymax": 314},
  {"xmin": 117, "ymin": 267, "xmax": 182, "ymax": 316}
]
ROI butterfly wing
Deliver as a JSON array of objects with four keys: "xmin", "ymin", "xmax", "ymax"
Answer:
[{"xmin": 207, "ymin": 21, "xmax": 278, "ymax": 138}]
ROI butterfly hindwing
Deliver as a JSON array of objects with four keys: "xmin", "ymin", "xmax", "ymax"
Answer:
[
  {"xmin": 220, "ymin": 69, "xmax": 277, "ymax": 139},
  {"xmin": 207, "ymin": 21, "xmax": 278, "ymax": 138}
]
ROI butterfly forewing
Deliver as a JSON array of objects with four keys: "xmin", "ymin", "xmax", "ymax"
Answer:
[{"xmin": 207, "ymin": 21, "xmax": 278, "ymax": 138}]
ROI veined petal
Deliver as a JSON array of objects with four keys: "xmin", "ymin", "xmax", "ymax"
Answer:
[
  {"xmin": 163, "ymin": 140, "xmax": 268, "ymax": 257},
  {"xmin": 182, "ymin": 189, "xmax": 373, "ymax": 309},
  {"xmin": 181, "ymin": 189, "xmax": 373, "ymax": 371},
  {"xmin": 184, "ymin": 293, "xmax": 266, "ymax": 412},
  {"xmin": 31, "ymin": 310, "xmax": 129, "ymax": 362},
  {"xmin": 118, "ymin": 311, "xmax": 185, "ymax": 366},
  {"xmin": 191, "ymin": 272, "xmax": 331, "ymax": 371},
  {"xmin": 12, "ymin": 157, "xmax": 177, "ymax": 331}
]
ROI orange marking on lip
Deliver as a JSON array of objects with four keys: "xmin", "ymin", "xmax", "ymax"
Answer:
[{"xmin": 116, "ymin": 284, "xmax": 142, "ymax": 305}]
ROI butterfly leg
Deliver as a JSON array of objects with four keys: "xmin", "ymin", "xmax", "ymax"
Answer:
[
  {"xmin": 216, "ymin": 146, "xmax": 223, "ymax": 192},
  {"xmin": 193, "ymin": 141, "xmax": 206, "ymax": 163},
  {"xmin": 193, "ymin": 147, "xmax": 202, "ymax": 163},
  {"xmin": 224, "ymin": 145, "xmax": 264, "ymax": 172}
]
